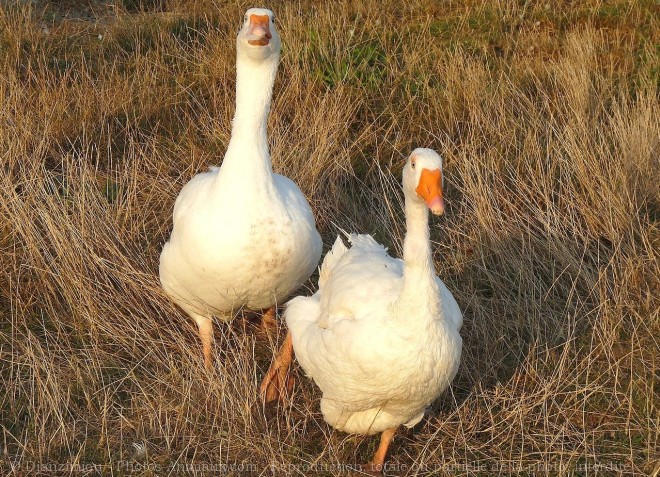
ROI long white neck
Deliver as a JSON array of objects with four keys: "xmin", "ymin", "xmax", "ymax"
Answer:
[
  {"xmin": 222, "ymin": 52, "xmax": 279, "ymax": 177},
  {"xmin": 395, "ymin": 194, "xmax": 441, "ymax": 319}
]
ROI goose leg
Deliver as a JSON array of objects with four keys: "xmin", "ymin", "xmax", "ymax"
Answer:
[
  {"xmin": 260, "ymin": 306, "xmax": 278, "ymax": 334},
  {"xmin": 193, "ymin": 314, "xmax": 214, "ymax": 370},
  {"xmin": 365, "ymin": 428, "xmax": 397, "ymax": 475},
  {"xmin": 259, "ymin": 331, "xmax": 295, "ymax": 402}
]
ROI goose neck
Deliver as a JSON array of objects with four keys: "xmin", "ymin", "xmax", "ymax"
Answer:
[
  {"xmin": 396, "ymin": 195, "xmax": 441, "ymax": 317},
  {"xmin": 224, "ymin": 53, "xmax": 279, "ymax": 173}
]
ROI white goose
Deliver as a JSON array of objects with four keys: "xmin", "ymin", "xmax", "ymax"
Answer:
[
  {"xmin": 261, "ymin": 149, "xmax": 462, "ymax": 472},
  {"xmin": 159, "ymin": 8, "xmax": 322, "ymax": 370}
]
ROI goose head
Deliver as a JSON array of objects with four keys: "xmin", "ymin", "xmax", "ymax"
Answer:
[
  {"xmin": 237, "ymin": 8, "xmax": 281, "ymax": 61},
  {"xmin": 403, "ymin": 148, "xmax": 445, "ymax": 215}
]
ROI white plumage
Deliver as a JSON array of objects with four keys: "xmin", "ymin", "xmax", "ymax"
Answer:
[{"xmin": 288, "ymin": 232, "xmax": 462, "ymax": 434}]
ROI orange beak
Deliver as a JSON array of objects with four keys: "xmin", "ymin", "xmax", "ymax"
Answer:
[
  {"xmin": 415, "ymin": 168, "xmax": 445, "ymax": 215},
  {"xmin": 247, "ymin": 14, "xmax": 272, "ymax": 46}
]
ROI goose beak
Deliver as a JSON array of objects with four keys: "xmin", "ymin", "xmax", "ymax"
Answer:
[
  {"xmin": 247, "ymin": 14, "xmax": 272, "ymax": 46},
  {"xmin": 415, "ymin": 168, "xmax": 445, "ymax": 215}
]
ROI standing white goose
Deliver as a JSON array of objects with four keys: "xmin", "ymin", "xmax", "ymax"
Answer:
[
  {"xmin": 261, "ymin": 149, "xmax": 462, "ymax": 472},
  {"xmin": 159, "ymin": 8, "xmax": 322, "ymax": 369}
]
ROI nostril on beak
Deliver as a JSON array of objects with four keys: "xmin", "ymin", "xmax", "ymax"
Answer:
[{"xmin": 266, "ymin": 31, "xmax": 272, "ymax": 39}]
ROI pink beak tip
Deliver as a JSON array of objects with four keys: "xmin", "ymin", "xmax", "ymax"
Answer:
[{"xmin": 428, "ymin": 197, "xmax": 445, "ymax": 215}]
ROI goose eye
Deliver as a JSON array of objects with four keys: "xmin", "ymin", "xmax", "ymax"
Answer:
[
  {"xmin": 244, "ymin": 14, "xmax": 248, "ymax": 23},
  {"xmin": 271, "ymin": 16, "xmax": 276, "ymax": 24},
  {"xmin": 410, "ymin": 160, "xmax": 416, "ymax": 169}
]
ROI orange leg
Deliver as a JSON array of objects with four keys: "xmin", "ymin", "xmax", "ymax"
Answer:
[
  {"xmin": 260, "ymin": 306, "xmax": 278, "ymax": 333},
  {"xmin": 259, "ymin": 331, "xmax": 295, "ymax": 402},
  {"xmin": 197, "ymin": 318, "xmax": 214, "ymax": 370},
  {"xmin": 365, "ymin": 428, "xmax": 397, "ymax": 475}
]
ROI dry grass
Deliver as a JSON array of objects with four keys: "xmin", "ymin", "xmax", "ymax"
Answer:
[{"xmin": 0, "ymin": 0, "xmax": 658, "ymax": 475}]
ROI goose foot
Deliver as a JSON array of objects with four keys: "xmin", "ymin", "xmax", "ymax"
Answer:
[{"xmin": 260, "ymin": 331, "xmax": 295, "ymax": 402}]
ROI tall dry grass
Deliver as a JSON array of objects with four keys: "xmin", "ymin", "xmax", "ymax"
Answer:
[{"xmin": 0, "ymin": 0, "xmax": 658, "ymax": 475}]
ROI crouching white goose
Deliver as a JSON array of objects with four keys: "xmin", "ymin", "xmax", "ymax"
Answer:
[
  {"xmin": 260, "ymin": 148, "xmax": 462, "ymax": 472},
  {"xmin": 159, "ymin": 8, "xmax": 322, "ymax": 369}
]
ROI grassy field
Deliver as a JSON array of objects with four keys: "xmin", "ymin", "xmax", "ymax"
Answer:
[{"xmin": 0, "ymin": 0, "xmax": 658, "ymax": 475}]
